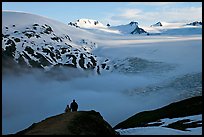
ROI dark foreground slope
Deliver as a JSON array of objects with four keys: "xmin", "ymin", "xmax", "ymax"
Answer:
[
  {"xmin": 16, "ymin": 110, "xmax": 117, "ymax": 135},
  {"xmin": 114, "ymin": 96, "xmax": 202, "ymax": 130}
]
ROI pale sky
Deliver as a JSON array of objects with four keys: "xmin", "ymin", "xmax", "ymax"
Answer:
[{"xmin": 2, "ymin": 2, "xmax": 202, "ymax": 26}]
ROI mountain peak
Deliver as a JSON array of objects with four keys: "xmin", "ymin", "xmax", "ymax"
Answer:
[
  {"xmin": 151, "ymin": 22, "xmax": 163, "ymax": 27},
  {"xmin": 69, "ymin": 19, "xmax": 106, "ymax": 29},
  {"xmin": 129, "ymin": 21, "xmax": 138, "ymax": 26},
  {"xmin": 109, "ymin": 21, "xmax": 146, "ymax": 35}
]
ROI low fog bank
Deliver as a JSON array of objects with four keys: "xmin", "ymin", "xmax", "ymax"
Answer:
[
  {"xmin": 2, "ymin": 66, "xmax": 202, "ymax": 134},
  {"xmin": 2, "ymin": 64, "xmax": 94, "ymax": 81}
]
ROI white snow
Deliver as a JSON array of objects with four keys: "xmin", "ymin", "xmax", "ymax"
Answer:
[
  {"xmin": 2, "ymin": 11, "xmax": 97, "ymax": 45},
  {"xmin": 75, "ymin": 18, "xmax": 107, "ymax": 29},
  {"xmin": 109, "ymin": 22, "xmax": 141, "ymax": 34},
  {"xmin": 115, "ymin": 114, "xmax": 202, "ymax": 135},
  {"xmin": 142, "ymin": 21, "xmax": 202, "ymax": 35},
  {"xmin": 2, "ymin": 11, "xmax": 202, "ymax": 135},
  {"xmin": 116, "ymin": 126, "xmax": 202, "ymax": 135},
  {"xmin": 161, "ymin": 114, "xmax": 202, "ymax": 127}
]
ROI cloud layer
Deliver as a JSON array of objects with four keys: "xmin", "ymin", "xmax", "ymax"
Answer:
[{"xmin": 105, "ymin": 3, "xmax": 202, "ymax": 26}]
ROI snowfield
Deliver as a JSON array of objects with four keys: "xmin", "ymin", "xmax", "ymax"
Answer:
[{"xmin": 2, "ymin": 11, "xmax": 202, "ymax": 135}]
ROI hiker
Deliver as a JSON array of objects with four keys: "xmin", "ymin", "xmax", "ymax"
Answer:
[
  {"xmin": 64, "ymin": 105, "xmax": 71, "ymax": 113},
  {"xmin": 70, "ymin": 99, "xmax": 78, "ymax": 112}
]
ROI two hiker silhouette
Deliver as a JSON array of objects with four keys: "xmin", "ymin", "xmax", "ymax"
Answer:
[
  {"xmin": 65, "ymin": 99, "xmax": 78, "ymax": 112},
  {"xmin": 64, "ymin": 105, "xmax": 71, "ymax": 113}
]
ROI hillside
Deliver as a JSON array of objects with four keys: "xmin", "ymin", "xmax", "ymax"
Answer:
[
  {"xmin": 2, "ymin": 11, "xmax": 110, "ymax": 75},
  {"xmin": 114, "ymin": 96, "xmax": 202, "ymax": 130},
  {"xmin": 14, "ymin": 96, "xmax": 202, "ymax": 135},
  {"xmin": 15, "ymin": 110, "xmax": 117, "ymax": 135}
]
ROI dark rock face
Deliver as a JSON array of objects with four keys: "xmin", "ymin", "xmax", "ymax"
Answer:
[
  {"xmin": 128, "ymin": 21, "xmax": 147, "ymax": 34},
  {"xmin": 186, "ymin": 21, "xmax": 202, "ymax": 26},
  {"xmin": 155, "ymin": 22, "xmax": 162, "ymax": 26},
  {"xmin": 94, "ymin": 21, "xmax": 99, "ymax": 25},
  {"xmin": 131, "ymin": 26, "xmax": 147, "ymax": 34},
  {"xmin": 129, "ymin": 21, "xmax": 138, "ymax": 26},
  {"xmin": 68, "ymin": 22, "xmax": 80, "ymax": 28},
  {"xmin": 15, "ymin": 110, "xmax": 117, "ymax": 135}
]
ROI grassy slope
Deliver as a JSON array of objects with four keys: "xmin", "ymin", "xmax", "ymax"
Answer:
[{"xmin": 15, "ymin": 110, "xmax": 117, "ymax": 135}]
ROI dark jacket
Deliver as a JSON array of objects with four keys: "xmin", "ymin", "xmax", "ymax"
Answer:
[{"xmin": 70, "ymin": 101, "xmax": 78, "ymax": 111}]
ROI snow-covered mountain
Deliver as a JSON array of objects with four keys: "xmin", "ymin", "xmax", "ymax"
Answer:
[
  {"xmin": 110, "ymin": 21, "xmax": 147, "ymax": 34},
  {"xmin": 69, "ymin": 19, "xmax": 147, "ymax": 35},
  {"xmin": 2, "ymin": 11, "xmax": 110, "ymax": 74},
  {"xmin": 68, "ymin": 19, "xmax": 202, "ymax": 36},
  {"xmin": 150, "ymin": 22, "xmax": 163, "ymax": 27},
  {"xmin": 68, "ymin": 19, "xmax": 107, "ymax": 29},
  {"xmin": 143, "ymin": 21, "xmax": 202, "ymax": 35}
]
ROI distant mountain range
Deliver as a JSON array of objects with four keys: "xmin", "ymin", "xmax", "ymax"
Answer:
[
  {"xmin": 186, "ymin": 21, "xmax": 202, "ymax": 26},
  {"xmin": 69, "ymin": 19, "xmax": 147, "ymax": 34},
  {"xmin": 69, "ymin": 19, "xmax": 202, "ymax": 36},
  {"xmin": 150, "ymin": 21, "xmax": 202, "ymax": 27},
  {"xmin": 2, "ymin": 11, "xmax": 202, "ymax": 74}
]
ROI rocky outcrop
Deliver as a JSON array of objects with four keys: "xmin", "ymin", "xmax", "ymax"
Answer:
[
  {"xmin": 151, "ymin": 22, "xmax": 163, "ymax": 27},
  {"xmin": 186, "ymin": 21, "xmax": 202, "ymax": 26},
  {"xmin": 68, "ymin": 19, "xmax": 106, "ymax": 29},
  {"xmin": 130, "ymin": 26, "xmax": 147, "ymax": 34},
  {"xmin": 16, "ymin": 110, "xmax": 117, "ymax": 135}
]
